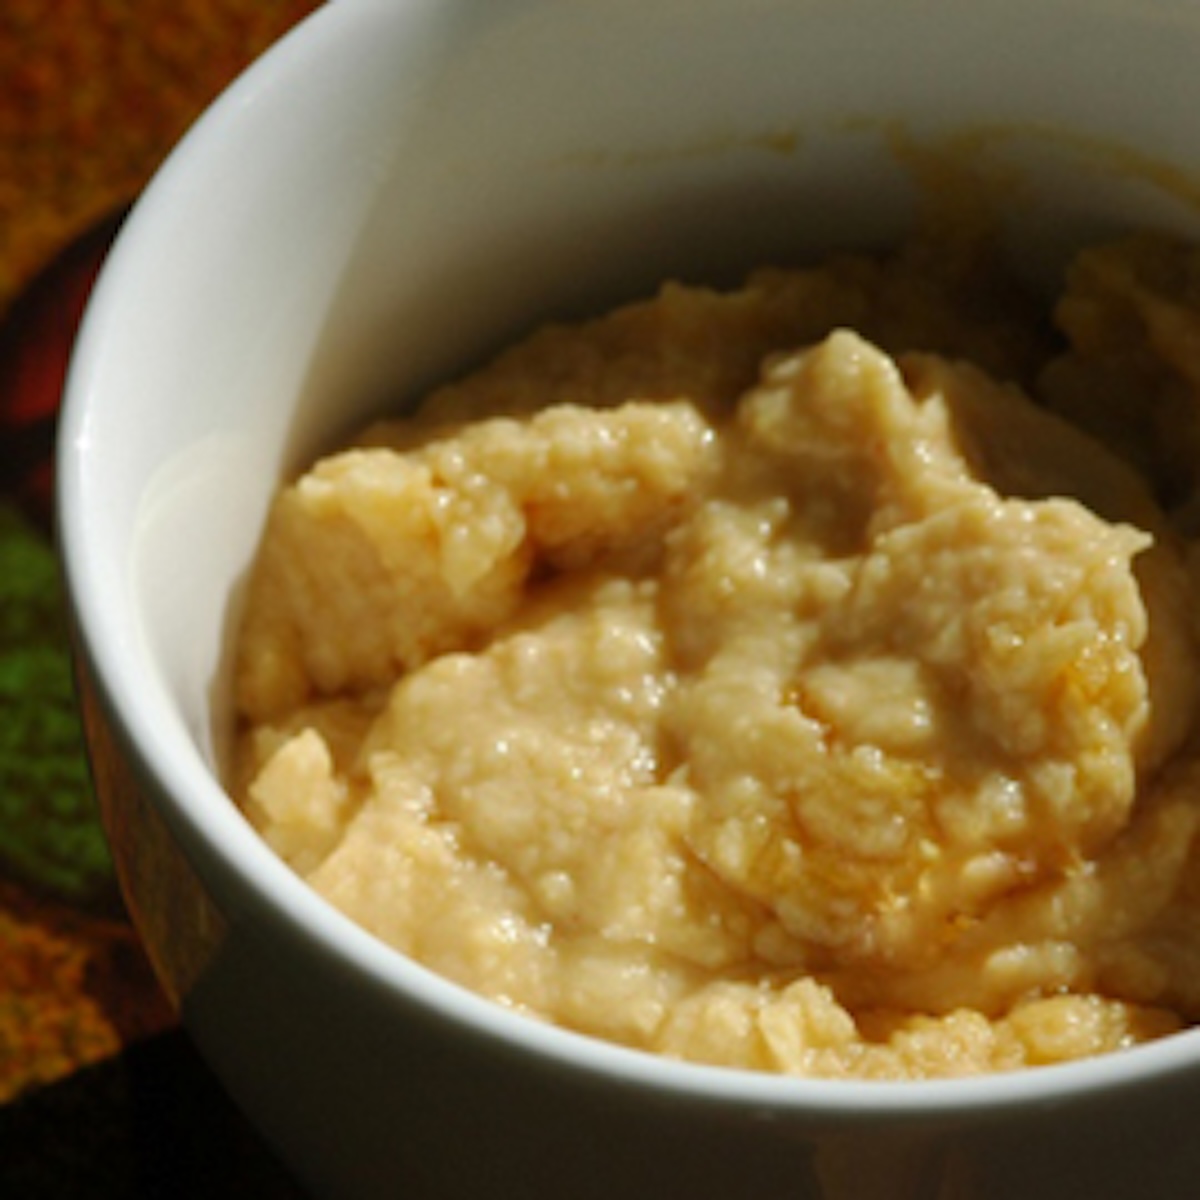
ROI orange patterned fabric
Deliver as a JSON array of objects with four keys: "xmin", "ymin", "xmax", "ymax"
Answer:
[
  {"xmin": 0, "ymin": 0, "xmax": 319, "ymax": 1104},
  {"xmin": 0, "ymin": 1, "xmax": 319, "ymax": 311}
]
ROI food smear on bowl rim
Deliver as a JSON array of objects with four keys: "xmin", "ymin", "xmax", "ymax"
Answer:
[{"xmin": 228, "ymin": 229, "xmax": 1200, "ymax": 1081}]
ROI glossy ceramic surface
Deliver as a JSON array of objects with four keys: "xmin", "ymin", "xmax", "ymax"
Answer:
[{"xmin": 58, "ymin": 1, "xmax": 1200, "ymax": 1195}]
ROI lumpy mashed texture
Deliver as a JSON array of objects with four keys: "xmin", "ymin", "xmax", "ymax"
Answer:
[{"xmin": 233, "ymin": 234, "xmax": 1200, "ymax": 1079}]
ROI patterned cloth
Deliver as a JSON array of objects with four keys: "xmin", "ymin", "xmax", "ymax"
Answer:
[{"xmin": 0, "ymin": 3, "xmax": 317, "ymax": 1192}]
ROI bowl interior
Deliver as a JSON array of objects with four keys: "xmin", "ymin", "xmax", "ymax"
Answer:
[{"xmin": 59, "ymin": 0, "xmax": 1200, "ymax": 1111}]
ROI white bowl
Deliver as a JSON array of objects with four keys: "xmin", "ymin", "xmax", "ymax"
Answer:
[{"xmin": 58, "ymin": 1, "xmax": 1200, "ymax": 1196}]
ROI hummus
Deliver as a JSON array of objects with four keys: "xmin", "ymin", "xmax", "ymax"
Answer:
[{"xmin": 232, "ymin": 233, "xmax": 1200, "ymax": 1079}]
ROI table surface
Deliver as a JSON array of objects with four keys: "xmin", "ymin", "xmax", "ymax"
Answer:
[{"xmin": 0, "ymin": 4, "xmax": 318, "ymax": 1194}]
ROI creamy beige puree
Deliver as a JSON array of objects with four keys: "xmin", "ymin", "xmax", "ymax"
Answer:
[{"xmin": 233, "ymin": 233, "xmax": 1200, "ymax": 1079}]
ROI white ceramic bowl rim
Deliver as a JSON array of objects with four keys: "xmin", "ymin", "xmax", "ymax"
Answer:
[{"xmin": 57, "ymin": 0, "xmax": 1200, "ymax": 1127}]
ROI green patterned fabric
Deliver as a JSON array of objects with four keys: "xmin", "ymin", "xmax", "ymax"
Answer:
[{"xmin": 0, "ymin": 501, "xmax": 111, "ymax": 901}]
